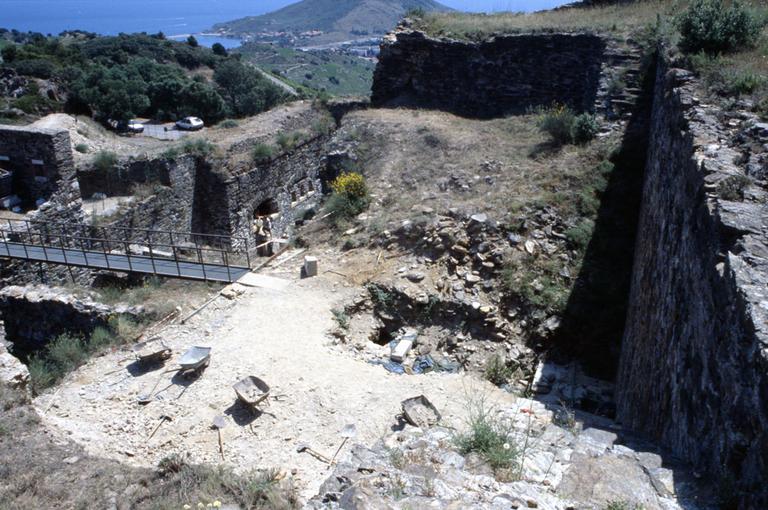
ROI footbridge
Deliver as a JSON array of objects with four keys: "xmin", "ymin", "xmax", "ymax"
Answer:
[{"xmin": 0, "ymin": 219, "xmax": 252, "ymax": 283}]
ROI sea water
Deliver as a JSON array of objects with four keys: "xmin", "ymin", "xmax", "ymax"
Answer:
[{"xmin": 1, "ymin": 0, "xmax": 291, "ymax": 48}]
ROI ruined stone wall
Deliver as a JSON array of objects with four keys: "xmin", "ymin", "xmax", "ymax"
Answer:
[
  {"xmin": 371, "ymin": 30, "xmax": 606, "ymax": 118},
  {"xmin": 616, "ymin": 57, "xmax": 768, "ymax": 505},
  {"xmin": 0, "ymin": 285, "xmax": 145, "ymax": 353},
  {"xmin": 0, "ymin": 125, "xmax": 87, "ymax": 286},
  {"xmin": 77, "ymin": 158, "xmax": 172, "ymax": 199},
  {"xmin": 226, "ymin": 136, "xmax": 327, "ymax": 248},
  {"xmin": 0, "ymin": 125, "xmax": 75, "ymax": 206},
  {"xmin": 105, "ymin": 155, "xmax": 197, "ymax": 239}
]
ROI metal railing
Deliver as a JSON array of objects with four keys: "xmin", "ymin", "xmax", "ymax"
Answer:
[{"xmin": 0, "ymin": 219, "xmax": 252, "ymax": 282}]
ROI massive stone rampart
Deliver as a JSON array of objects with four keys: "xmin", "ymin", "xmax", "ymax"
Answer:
[
  {"xmin": 617, "ymin": 56, "xmax": 768, "ymax": 505},
  {"xmin": 372, "ymin": 30, "xmax": 607, "ymax": 118}
]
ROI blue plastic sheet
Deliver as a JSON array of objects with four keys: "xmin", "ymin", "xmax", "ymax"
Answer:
[
  {"xmin": 411, "ymin": 355, "xmax": 435, "ymax": 374},
  {"xmin": 368, "ymin": 359, "xmax": 405, "ymax": 374}
]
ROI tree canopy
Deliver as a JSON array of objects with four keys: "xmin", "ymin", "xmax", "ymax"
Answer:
[{"xmin": 1, "ymin": 32, "xmax": 286, "ymax": 122}]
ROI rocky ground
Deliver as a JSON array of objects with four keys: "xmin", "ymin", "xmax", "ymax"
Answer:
[
  {"xmin": 310, "ymin": 399, "xmax": 716, "ymax": 510},
  {"xmin": 0, "ymin": 245, "xmax": 708, "ymax": 508}
]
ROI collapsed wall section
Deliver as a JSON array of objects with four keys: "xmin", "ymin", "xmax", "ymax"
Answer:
[
  {"xmin": 372, "ymin": 30, "xmax": 606, "ymax": 118},
  {"xmin": 617, "ymin": 58, "xmax": 768, "ymax": 504}
]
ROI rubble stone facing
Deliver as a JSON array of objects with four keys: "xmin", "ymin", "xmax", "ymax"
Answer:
[
  {"xmin": 0, "ymin": 285, "xmax": 145, "ymax": 352},
  {"xmin": 0, "ymin": 124, "xmax": 76, "ymax": 205},
  {"xmin": 372, "ymin": 29, "xmax": 606, "ymax": 118},
  {"xmin": 617, "ymin": 55, "xmax": 768, "ymax": 505},
  {"xmin": 226, "ymin": 136, "xmax": 327, "ymax": 245},
  {"xmin": 0, "ymin": 125, "xmax": 87, "ymax": 285}
]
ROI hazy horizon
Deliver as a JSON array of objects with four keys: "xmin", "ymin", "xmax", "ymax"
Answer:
[{"xmin": 3, "ymin": 0, "xmax": 570, "ymax": 38}]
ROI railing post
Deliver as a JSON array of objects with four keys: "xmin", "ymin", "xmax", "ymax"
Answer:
[
  {"xmin": 145, "ymin": 231, "xmax": 157, "ymax": 275},
  {"xmin": 41, "ymin": 224, "xmax": 50, "ymax": 262},
  {"xmin": 224, "ymin": 250, "xmax": 232, "ymax": 282},
  {"xmin": 194, "ymin": 236, "xmax": 208, "ymax": 282},
  {"xmin": 124, "ymin": 240, "xmax": 134, "ymax": 272},
  {"xmin": 244, "ymin": 237, "xmax": 251, "ymax": 269},
  {"xmin": 0, "ymin": 228, "xmax": 12, "ymax": 258},
  {"xmin": 99, "ymin": 227, "xmax": 110, "ymax": 270},
  {"xmin": 169, "ymin": 232, "xmax": 181, "ymax": 277},
  {"xmin": 79, "ymin": 235, "xmax": 89, "ymax": 267}
]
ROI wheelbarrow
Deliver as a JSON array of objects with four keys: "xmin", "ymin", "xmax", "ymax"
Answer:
[
  {"xmin": 233, "ymin": 376, "xmax": 271, "ymax": 411},
  {"xmin": 178, "ymin": 346, "xmax": 212, "ymax": 373},
  {"xmin": 401, "ymin": 395, "xmax": 441, "ymax": 428},
  {"xmin": 132, "ymin": 338, "xmax": 172, "ymax": 365},
  {"xmin": 137, "ymin": 346, "xmax": 211, "ymax": 405}
]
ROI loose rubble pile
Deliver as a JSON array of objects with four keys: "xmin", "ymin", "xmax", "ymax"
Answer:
[
  {"xmin": 331, "ymin": 207, "xmax": 584, "ymax": 386},
  {"xmin": 309, "ymin": 398, "xmax": 714, "ymax": 510}
]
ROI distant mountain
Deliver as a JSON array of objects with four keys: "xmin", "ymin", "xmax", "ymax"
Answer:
[{"xmin": 212, "ymin": 0, "xmax": 452, "ymax": 45}]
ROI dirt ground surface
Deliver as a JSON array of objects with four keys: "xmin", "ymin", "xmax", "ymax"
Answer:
[
  {"xmin": 26, "ymin": 100, "xmax": 321, "ymax": 165},
  {"xmin": 34, "ymin": 252, "xmax": 513, "ymax": 502}
]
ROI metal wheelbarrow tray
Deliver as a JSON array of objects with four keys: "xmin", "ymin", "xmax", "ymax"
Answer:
[
  {"xmin": 233, "ymin": 376, "xmax": 271, "ymax": 409},
  {"xmin": 178, "ymin": 346, "xmax": 212, "ymax": 372},
  {"xmin": 132, "ymin": 338, "xmax": 172, "ymax": 364},
  {"xmin": 401, "ymin": 395, "xmax": 441, "ymax": 428}
]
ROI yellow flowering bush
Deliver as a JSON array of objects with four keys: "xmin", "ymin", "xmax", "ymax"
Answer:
[
  {"xmin": 326, "ymin": 171, "xmax": 371, "ymax": 227},
  {"xmin": 330, "ymin": 172, "xmax": 368, "ymax": 199}
]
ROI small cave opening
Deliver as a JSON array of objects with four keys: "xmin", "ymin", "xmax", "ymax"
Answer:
[{"xmin": 254, "ymin": 198, "xmax": 279, "ymax": 218}]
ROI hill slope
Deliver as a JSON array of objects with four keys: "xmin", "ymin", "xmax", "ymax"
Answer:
[
  {"xmin": 239, "ymin": 43, "xmax": 376, "ymax": 96},
  {"xmin": 213, "ymin": 0, "xmax": 452, "ymax": 45}
]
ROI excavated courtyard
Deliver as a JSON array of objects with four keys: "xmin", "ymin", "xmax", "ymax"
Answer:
[{"xmin": 34, "ymin": 258, "xmax": 512, "ymax": 500}]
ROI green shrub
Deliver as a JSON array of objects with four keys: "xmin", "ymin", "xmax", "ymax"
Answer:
[
  {"xmin": 484, "ymin": 355, "xmax": 513, "ymax": 386},
  {"xmin": 566, "ymin": 219, "xmax": 595, "ymax": 251},
  {"xmin": 726, "ymin": 70, "xmax": 766, "ymax": 95},
  {"xmin": 717, "ymin": 174, "xmax": 752, "ymax": 200},
  {"xmin": 276, "ymin": 131, "xmax": 303, "ymax": 152},
  {"xmin": 537, "ymin": 104, "xmax": 576, "ymax": 145},
  {"xmin": 181, "ymin": 138, "xmax": 215, "ymax": 157},
  {"xmin": 47, "ymin": 334, "xmax": 88, "ymax": 372},
  {"xmin": 604, "ymin": 501, "xmax": 644, "ymax": 510},
  {"xmin": 572, "ymin": 113, "xmax": 599, "ymax": 144},
  {"xmin": 677, "ymin": 0, "xmax": 764, "ymax": 54},
  {"xmin": 252, "ymin": 142, "xmax": 275, "ymax": 163},
  {"xmin": 93, "ymin": 150, "xmax": 118, "ymax": 172},
  {"xmin": 455, "ymin": 397, "xmax": 518, "ymax": 472},
  {"xmin": 331, "ymin": 308, "xmax": 350, "ymax": 330},
  {"xmin": 89, "ymin": 326, "xmax": 117, "ymax": 350},
  {"xmin": 74, "ymin": 143, "xmax": 89, "ymax": 154},
  {"xmin": 218, "ymin": 119, "xmax": 239, "ymax": 129},
  {"xmin": 28, "ymin": 356, "xmax": 60, "ymax": 394}
]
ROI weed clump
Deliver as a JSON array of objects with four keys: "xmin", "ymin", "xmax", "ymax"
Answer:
[
  {"xmin": 537, "ymin": 105, "xmax": 599, "ymax": 145},
  {"xmin": 484, "ymin": 355, "xmax": 513, "ymax": 386},
  {"xmin": 717, "ymin": 174, "xmax": 752, "ymax": 201},
  {"xmin": 155, "ymin": 455, "xmax": 299, "ymax": 509},
  {"xmin": 27, "ymin": 317, "xmax": 142, "ymax": 394},
  {"xmin": 252, "ymin": 142, "xmax": 275, "ymax": 163},
  {"xmin": 93, "ymin": 150, "xmax": 118, "ymax": 172},
  {"xmin": 455, "ymin": 396, "xmax": 518, "ymax": 474},
  {"xmin": 276, "ymin": 131, "xmax": 304, "ymax": 152}
]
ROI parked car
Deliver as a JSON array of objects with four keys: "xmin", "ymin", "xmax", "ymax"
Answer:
[
  {"xmin": 175, "ymin": 116, "xmax": 204, "ymax": 131},
  {"xmin": 108, "ymin": 119, "xmax": 144, "ymax": 133}
]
